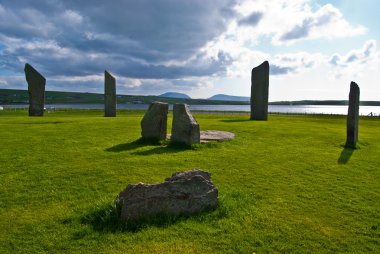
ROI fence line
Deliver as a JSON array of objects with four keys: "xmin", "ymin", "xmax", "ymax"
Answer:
[{"xmin": 1, "ymin": 106, "xmax": 379, "ymax": 117}]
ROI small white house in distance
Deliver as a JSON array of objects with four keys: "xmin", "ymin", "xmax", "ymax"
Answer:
[{"xmin": 0, "ymin": 106, "xmax": 3, "ymax": 110}]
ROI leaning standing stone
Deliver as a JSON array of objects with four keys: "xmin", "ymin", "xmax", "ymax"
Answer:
[
  {"xmin": 250, "ymin": 61, "xmax": 270, "ymax": 120},
  {"xmin": 141, "ymin": 102, "xmax": 168, "ymax": 141},
  {"xmin": 171, "ymin": 103, "xmax": 200, "ymax": 145},
  {"xmin": 104, "ymin": 70, "xmax": 116, "ymax": 117},
  {"xmin": 24, "ymin": 63, "xmax": 46, "ymax": 116},
  {"xmin": 116, "ymin": 169, "xmax": 218, "ymax": 221},
  {"xmin": 346, "ymin": 81, "xmax": 360, "ymax": 148}
]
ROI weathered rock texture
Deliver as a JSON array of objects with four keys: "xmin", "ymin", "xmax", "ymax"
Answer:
[
  {"xmin": 116, "ymin": 169, "xmax": 218, "ymax": 221},
  {"xmin": 167, "ymin": 130, "xmax": 236, "ymax": 143},
  {"xmin": 104, "ymin": 70, "xmax": 116, "ymax": 117},
  {"xmin": 24, "ymin": 63, "xmax": 46, "ymax": 116},
  {"xmin": 171, "ymin": 103, "xmax": 200, "ymax": 145},
  {"xmin": 199, "ymin": 130, "xmax": 235, "ymax": 143},
  {"xmin": 346, "ymin": 81, "xmax": 360, "ymax": 148},
  {"xmin": 141, "ymin": 102, "xmax": 168, "ymax": 141},
  {"xmin": 250, "ymin": 61, "xmax": 270, "ymax": 120}
]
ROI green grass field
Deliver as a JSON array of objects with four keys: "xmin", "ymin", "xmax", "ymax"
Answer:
[{"xmin": 0, "ymin": 109, "xmax": 379, "ymax": 253}]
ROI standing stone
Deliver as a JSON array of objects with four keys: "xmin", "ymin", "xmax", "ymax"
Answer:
[
  {"xmin": 346, "ymin": 81, "xmax": 360, "ymax": 148},
  {"xmin": 171, "ymin": 103, "xmax": 200, "ymax": 145},
  {"xmin": 116, "ymin": 169, "xmax": 218, "ymax": 221},
  {"xmin": 24, "ymin": 63, "xmax": 46, "ymax": 116},
  {"xmin": 104, "ymin": 70, "xmax": 116, "ymax": 117},
  {"xmin": 250, "ymin": 61, "xmax": 270, "ymax": 120},
  {"xmin": 141, "ymin": 102, "xmax": 168, "ymax": 141}
]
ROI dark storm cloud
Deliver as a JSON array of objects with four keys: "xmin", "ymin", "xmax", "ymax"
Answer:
[
  {"xmin": 238, "ymin": 11, "xmax": 263, "ymax": 27},
  {"xmin": 0, "ymin": 0, "xmax": 237, "ymax": 83}
]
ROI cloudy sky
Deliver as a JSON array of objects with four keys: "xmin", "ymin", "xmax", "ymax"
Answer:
[{"xmin": 0, "ymin": 0, "xmax": 379, "ymax": 101}]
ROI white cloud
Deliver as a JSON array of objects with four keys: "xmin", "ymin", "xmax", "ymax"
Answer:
[
  {"xmin": 329, "ymin": 40, "xmax": 380, "ymax": 79},
  {"xmin": 201, "ymin": 34, "xmax": 324, "ymax": 79},
  {"xmin": 275, "ymin": 4, "xmax": 366, "ymax": 44},
  {"xmin": 271, "ymin": 52, "xmax": 325, "ymax": 75},
  {"xmin": 232, "ymin": 0, "xmax": 366, "ymax": 46}
]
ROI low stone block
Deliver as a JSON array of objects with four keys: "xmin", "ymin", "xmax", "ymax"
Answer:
[{"xmin": 116, "ymin": 169, "xmax": 218, "ymax": 221}]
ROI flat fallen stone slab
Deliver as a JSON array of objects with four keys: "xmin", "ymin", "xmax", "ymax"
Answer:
[
  {"xmin": 199, "ymin": 130, "xmax": 236, "ymax": 143},
  {"xmin": 167, "ymin": 130, "xmax": 235, "ymax": 143}
]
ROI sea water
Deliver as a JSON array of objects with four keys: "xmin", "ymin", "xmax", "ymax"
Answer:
[{"xmin": 2, "ymin": 104, "xmax": 380, "ymax": 116}]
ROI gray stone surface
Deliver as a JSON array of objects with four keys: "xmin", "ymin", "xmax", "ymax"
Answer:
[
  {"xmin": 24, "ymin": 63, "xmax": 46, "ymax": 116},
  {"xmin": 104, "ymin": 70, "xmax": 116, "ymax": 117},
  {"xmin": 167, "ymin": 130, "xmax": 235, "ymax": 143},
  {"xmin": 250, "ymin": 61, "xmax": 269, "ymax": 120},
  {"xmin": 141, "ymin": 102, "xmax": 168, "ymax": 141},
  {"xmin": 346, "ymin": 81, "xmax": 360, "ymax": 148},
  {"xmin": 199, "ymin": 130, "xmax": 235, "ymax": 143},
  {"xmin": 171, "ymin": 103, "xmax": 200, "ymax": 145},
  {"xmin": 116, "ymin": 169, "xmax": 218, "ymax": 221}
]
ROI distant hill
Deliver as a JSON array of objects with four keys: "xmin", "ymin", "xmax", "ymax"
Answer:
[
  {"xmin": 0, "ymin": 89, "xmax": 248, "ymax": 105},
  {"xmin": 2, "ymin": 89, "xmax": 379, "ymax": 106},
  {"xmin": 208, "ymin": 94, "xmax": 250, "ymax": 101},
  {"xmin": 159, "ymin": 92, "xmax": 191, "ymax": 99}
]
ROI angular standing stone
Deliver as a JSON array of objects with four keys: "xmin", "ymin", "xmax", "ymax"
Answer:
[
  {"xmin": 141, "ymin": 102, "xmax": 168, "ymax": 141},
  {"xmin": 24, "ymin": 63, "xmax": 46, "ymax": 116},
  {"xmin": 250, "ymin": 61, "xmax": 270, "ymax": 120},
  {"xmin": 104, "ymin": 70, "xmax": 116, "ymax": 117},
  {"xmin": 346, "ymin": 81, "xmax": 360, "ymax": 148},
  {"xmin": 116, "ymin": 169, "xmax": 218, "ymax": 221},
  {"xmin": 171, "ymin": 103, "xmax": 200, "ymax": 145}
]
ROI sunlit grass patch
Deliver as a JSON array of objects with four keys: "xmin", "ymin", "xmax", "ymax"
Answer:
[{"xmin": 0, "ymin": 110, "xmax": 379, "ymax": 253}]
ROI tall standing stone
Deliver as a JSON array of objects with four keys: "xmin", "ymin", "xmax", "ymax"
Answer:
[
  {"xmin": 141, "ymin": 102, "xmax": 168, "ymax": 141},
  {"xmin": 250, "ymin": 61, "xmax": 270, "ymax": 120},
  {"xmin": 346, "ymin": 81, "xmax": 360, "ymax": 148},
  {"xmin": 171, "ymin": 103, "xmax": 200, "ymax": 145},
  {"xmin": 24, "ymin": 63, "xmax": 46, "ymax": 116},
  {"xmin": 104, "ymin": 70, "xmax": 116, "ymax": 117}
]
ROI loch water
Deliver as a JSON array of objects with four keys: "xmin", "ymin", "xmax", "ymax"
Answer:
[{"xmin": 2, "ymin": 104, "xmax": 380, "ymax": 116}]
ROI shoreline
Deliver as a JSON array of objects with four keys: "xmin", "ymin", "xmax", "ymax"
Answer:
[{"xmin": 1, "ymin": 107, "xmax": 379, "ymax": 117}]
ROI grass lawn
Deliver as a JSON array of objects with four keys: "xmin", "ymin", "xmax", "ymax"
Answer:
[{"xmin": 0, "ymin": 109, "xmax": 379, "ymax": 253}]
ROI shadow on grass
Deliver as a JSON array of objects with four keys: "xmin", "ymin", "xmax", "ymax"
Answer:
[
  {"xmin": 105, "ymin": 138, "xmax": 164, "ymax": 152},
  {"xmin": 15, "ymin": 121, "xmax": 75, "ymax": 125},
  {"xmin": 338, "ymin": 145, "xmax": 355, "ymax": 164},
  {"xmin": 106, "ymin": 138, "xmax": 195, "ymax": 155},
  {"xmin": 131, "ymin": 142, "xmax": 193, "ymax": 156},
  {"xmin": 80, "ymin": 199, "xmax": 229, "ymax": 233},
  {"xmin": 219, "ymin": 119, "xmax": 251, "ymax": 123}
]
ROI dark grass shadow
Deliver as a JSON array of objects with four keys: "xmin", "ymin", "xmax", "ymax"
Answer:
[
  {"xmin": 219, "ymin": 119, "xmax": 251, "ymax": 123},
  {"xmin": 105, "ymin": 138, "xmax": 164, "ymax": 152},
  {"xmin": 106, "ymin": 139, "xmax": 201, "ymax": 155},
  {"xmin": 338, "ymin": 145, "xmax": 355, "ymax": 164},
  {"xmin": 80, "ymin": 200, "xmax": 229, "ymax": 233},
  {"xmin": 131, "ymin": 142, "xmax": 193, "ymax": 156},
  {"xmin": 15, "ymin": 121, "xmax": 75, "ymax": 125}
]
